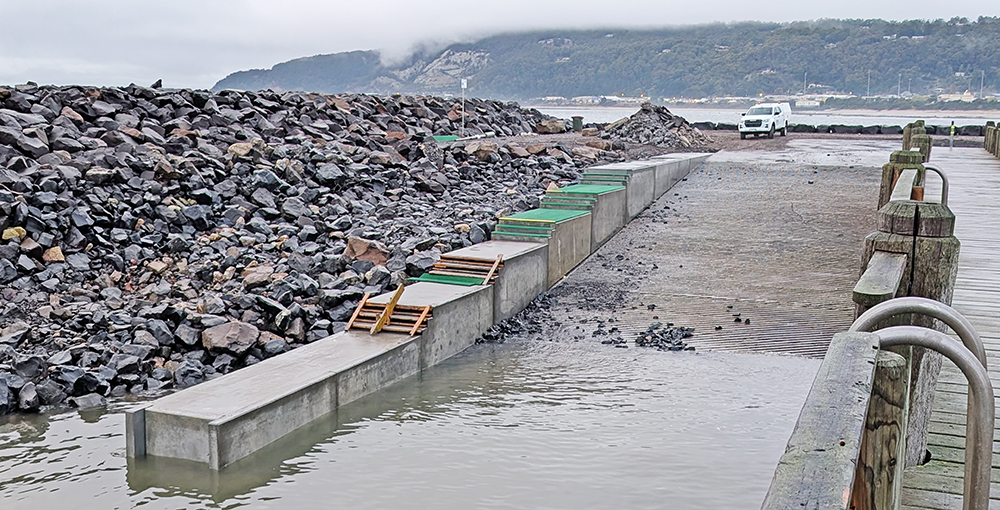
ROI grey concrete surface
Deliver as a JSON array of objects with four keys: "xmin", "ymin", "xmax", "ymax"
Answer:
[
  {"xmin": 596, "ymin": 161, "xmax": 658, "ymax": 219},
  {"xmin": 545, "ymin": 213, "xmax": 593, "ymax": 286},
  {"xmin": 652, "ymin": 154, "xmax": 712, "ymax": 195},
  {"xmin": 586, "ymin": 187, "xmax": 628, "ymax": 250},
  {"xmin": 417, "ymin": 284, "xmax": 494, "ymax": 369},
  {"xmin": 137, "ymin": 329, "xmax": 415, "ymax": 467}
]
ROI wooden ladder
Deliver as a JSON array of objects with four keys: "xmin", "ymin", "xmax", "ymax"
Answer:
[
  {"xmin": 428, "ymin": 254, "xmax": 503, "ymax": 285},
  {"xmin": 345, "ymin": 285, "xmax": 432, "ymax": 336}
]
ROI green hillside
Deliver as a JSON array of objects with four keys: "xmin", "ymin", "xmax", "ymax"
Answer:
[{"xmin": 213, "ymin": 17, "xmax": 1000, "ymax": 100}]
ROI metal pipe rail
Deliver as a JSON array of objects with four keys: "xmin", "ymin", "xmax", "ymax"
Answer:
[
  {"xmin": 851, "ymin": 297, "xmax": 988, "ymax": 510},
  {"xmin": 922, "ymin": 163, "xmax": 950, "ymax": 206},
  {"xmin": 850, "ymin": 297, "xmax": 985, "ymax": 365},
  {"xmin": 875, "ymin": 326, "xmax": 994, "ymax": 510}
]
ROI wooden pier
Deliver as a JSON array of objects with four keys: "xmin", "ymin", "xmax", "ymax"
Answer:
[{"xmin": 902, "ymin": 148, "xmax": 1000, "ymax": 509}]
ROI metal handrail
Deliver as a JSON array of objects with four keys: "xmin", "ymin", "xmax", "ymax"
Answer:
[
  {"xmin": 849, "ymin": 297, "xmax": 985, "ymax": 366},
  {"xmin": 877, "ymin": 326, "xmax": 994, "ymax": 510},
  {"xmin": 922, "ymin": 163, "xmax": 950, "ymax": 206},
  {"xmin": 850, "ymin": 296, "xmax": 987, "ymax": 499}
]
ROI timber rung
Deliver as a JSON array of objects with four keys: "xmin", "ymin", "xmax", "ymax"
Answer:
[
  {"xmin": 430, "ymin": 255, "xmax": 504, "ymax": 282},
  {"xmin": 347, "ymin": 297, "xmax": 432, "ymax": 336}
]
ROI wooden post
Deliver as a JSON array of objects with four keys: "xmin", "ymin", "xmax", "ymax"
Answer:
[
  {"xmin": 858, "ymin": 197, "xmax": 960, "ymax": 468},
  {"xmin": 852, "ymin": 350, "xmax": 909, "ymax": 510},
  {"xmin": 911, "ymin": 134, "xmax": 932, "ymax": 163},
  {"xmin": 878, "ymin": 151, "xmax": 924, "ymax": 209},
  {"xmin": 760, "ymin": 332, "xmax": 881, "ymax": 510}
]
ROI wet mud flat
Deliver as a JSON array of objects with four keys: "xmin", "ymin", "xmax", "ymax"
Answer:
[{"xmin": 488, "ymin": 144, "xmax": 881, "ymax": 357}]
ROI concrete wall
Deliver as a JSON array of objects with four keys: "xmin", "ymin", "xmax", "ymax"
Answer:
[
  {"xmin": 128, "ymin": 154, "xmax": 709, "ymax": 471},
  {"xmin": 586, "ymin": 161, "xmax": 658, "ymax": 220},
  {"xmin": 590, "ymin": 188, "xmax": 627, "ymax": 250},
  {"xmin": 493, "ymin": 245, "xmax": 548, "ymax": 321},
  {"xmin": 134, "ymin": 329, "xmax": 420, "ymax": 469},
  {"xmin": 441, "ymin": 241, "xmax": 548, "ymax": 323},
  {"xmin": 546, "ymin": 213, "xmax": 593, "ymax": 286},
  {"xmin": 418, "ymin": 285, "xmax": 494, "ymax": 368}
]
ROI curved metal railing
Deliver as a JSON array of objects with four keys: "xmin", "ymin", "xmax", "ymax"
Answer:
[
  {"xmin": 850, "ymin": 297, "xmax": 984, "ymax": 365},
  {"xmin": 922, "ymin": 163, "xmax": 950, "ymax": 206},
  {"xmin": 851, "ymin": 298, "xmax": 990, "ymax": 510},
  {"xmin": 875, "ymin": 325, "xmax": 994, "ymax": 510}
]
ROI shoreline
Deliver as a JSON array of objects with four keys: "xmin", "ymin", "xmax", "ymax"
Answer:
[{"xmin": 527, "ymin": 104, "xmax": 1000, "ymax": 119}]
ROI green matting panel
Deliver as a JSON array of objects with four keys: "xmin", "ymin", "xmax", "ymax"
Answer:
[
  {"xmin": 500, "ymin": 208, "xmax": 589, "ymax": 223},
  {"xmin": 410, "ymin": 273, "xmax": 485, "ymax": 286},
  {"xmin": 549, "ymin": 184, "xmax": 625, "ymax": 194}
]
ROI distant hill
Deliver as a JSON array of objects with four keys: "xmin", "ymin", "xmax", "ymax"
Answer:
[{"xmin": 213, "ymin": 17, "xmax": 1000, "ymax": 100}]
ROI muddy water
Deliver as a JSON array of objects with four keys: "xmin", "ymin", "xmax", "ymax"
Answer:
[{"xmin": 0, "ymin": 338, "xmax": 818, "ymax": 509}]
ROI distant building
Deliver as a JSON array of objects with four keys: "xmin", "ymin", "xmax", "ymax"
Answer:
[
  {"xmin": 938, "ymin": 91, "xmax": 976, "ymax": 102},
  {"xmin": 796, "ymin": 99, "xmax": 821, "ymax": 108}
]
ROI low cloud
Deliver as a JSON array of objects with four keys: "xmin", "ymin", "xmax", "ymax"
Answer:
[{"xmin": 0, "ymin": 0, "xmax": 995, "ymax": 89}]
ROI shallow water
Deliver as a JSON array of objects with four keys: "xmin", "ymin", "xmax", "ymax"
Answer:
[
  {"xmin": 536, "ymin": 105, "xmax": 996, "ymax": 127},
  {"xmin": 0, "ymin": 338, "xmax": 818, "ymax": 509}
]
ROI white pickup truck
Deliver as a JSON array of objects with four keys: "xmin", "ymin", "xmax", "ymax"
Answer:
[{"xmin": 738, "ymin": 103, "xmax": 790, "ymax": 139}]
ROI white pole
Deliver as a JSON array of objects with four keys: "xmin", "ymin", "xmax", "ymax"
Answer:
[
  {"xmin": 867, "ymin": 71, "xmax": 871, "ymax": 98},
  {"xmin": 898, "ymin": 73, "xmax": 901, "ymax": 97},
  {"xmin": 981, "ymin": 71, "xmax": 985, "ymax": 99},
  {"xmin": 461, "ymin": 80, "xmax": 466, "ymax": 137},
  {"xmin": 803, "ymin": 71, "xmax": 807, "ymax": 94}
]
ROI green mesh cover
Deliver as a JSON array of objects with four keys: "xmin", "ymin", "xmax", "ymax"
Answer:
[
  {"xmin": 501, "ymin": 208, "xmax": 589, "ymax": 222},
  {"xmin": 410, "ymin": 273, "xmax": 486, "ymax": 286},
  {"xmin": 550, "ymin": 184, "xmax": 625, "ymax": 194}
]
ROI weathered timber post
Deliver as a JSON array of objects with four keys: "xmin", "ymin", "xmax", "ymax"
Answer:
[
  {"xmin": 986, "ymin": 122, "xmax": 999, "ymax": 157},
  {"xmin": 900, "ymin": 121, "xmax": 932, "ymax": 162},
  {"xmin": 911, "ymin": 133, "xmax": 932, "ymax": 163},
  {"xmin": 859, "ymin": 195, "xmax": 959, "ymax": 467},
  {"xmin": 878, "ymin": 151, "xmax": 925, "ymax": 209},
  {"xmin": 852, "ymin": 350, "xmax": 909, "ymax": 510},
  {"xmin": 993, "ymin": 123, "xmax": 1000, "ymax": 157},
  {"xmin": 995, "ymin": 125, "xmax": 1000, "ymax": 157}
]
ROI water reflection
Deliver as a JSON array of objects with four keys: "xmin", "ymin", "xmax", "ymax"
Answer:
[{"xmin": 0, "ymin": 339, "xmax": 819, "ymax": 509}]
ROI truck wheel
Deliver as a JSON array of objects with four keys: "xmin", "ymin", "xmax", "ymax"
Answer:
[
  {"xmin": 740, "ymin": 132, "xmax": 746, "ymax": 140},
  {"xmin": 767, "ymin": 124, "xmax": 775, "ymax": 139},
  {"xmin": 780, "ymin": 126, "xmax": 787, "ymax": 136}
]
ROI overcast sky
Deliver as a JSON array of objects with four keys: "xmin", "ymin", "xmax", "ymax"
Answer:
[{"xmin": 0, "ymin": 0, "xmax": 997, "ymax": 90}]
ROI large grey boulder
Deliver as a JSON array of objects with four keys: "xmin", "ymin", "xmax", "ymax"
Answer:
[{"xmin": 202, "ymin": 321, "xmax": 260, "ymax": 356}]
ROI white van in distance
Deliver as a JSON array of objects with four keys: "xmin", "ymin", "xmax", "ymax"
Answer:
[{"xmin": 739, "ymin": 103, "xmax": 790, "ymax": 139}]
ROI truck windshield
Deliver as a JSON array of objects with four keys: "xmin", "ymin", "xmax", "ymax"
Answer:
[{"xmin": 747, "ymin": 107, "xmax": 773, "ymax": 115}]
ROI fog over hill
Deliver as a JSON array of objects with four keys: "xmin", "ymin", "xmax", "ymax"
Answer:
[{"xmin": 214, "ymin": 18, "xmax": 1000, "ymax": 100}]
